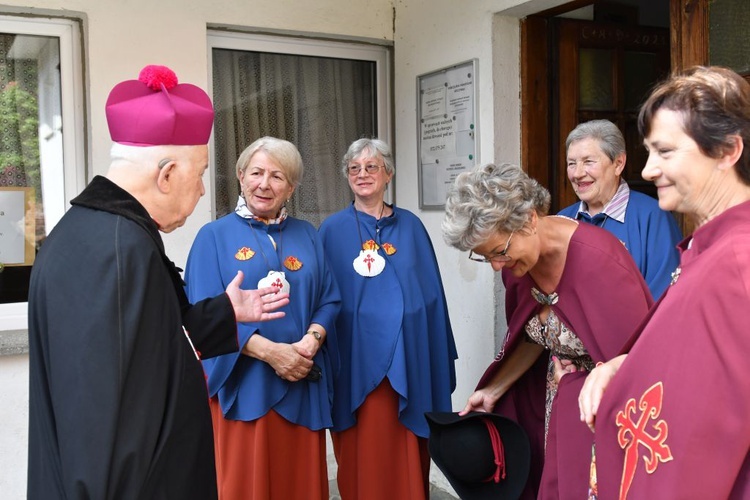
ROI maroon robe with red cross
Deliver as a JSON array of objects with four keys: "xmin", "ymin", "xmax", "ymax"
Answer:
[{"xmin": 594, "ymin": 200, "xmax": 750, "ymax": 499}]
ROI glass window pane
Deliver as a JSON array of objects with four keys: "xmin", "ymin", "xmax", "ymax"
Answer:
[
  {"xmin": 623, "ymin": 51, "xmax": 659, "ymax": 111},
  {"xmin": 709, "ymin": 0, "xmax": 750, "ymax": 76},
  {"xmin": 578, "ymin": 48, "xmax": 614, "ymax": 111},
  {"xmin": 212, "ymin": 49, "xmax": 377, "ymax": 226},
  {"xmin": 0, "ymin": 33, "xmax": 61, "ymax": 304}
]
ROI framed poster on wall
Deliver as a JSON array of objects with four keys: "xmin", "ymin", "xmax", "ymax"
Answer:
[
  {"xmin": 417, "ymin": 59, "xmax": 479, "ymax": 209},
  {"xmin": 0, "ymin": 187, "xmax": 36, "ymax": 267}
]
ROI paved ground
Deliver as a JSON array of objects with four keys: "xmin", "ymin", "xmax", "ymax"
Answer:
[
  {"xmin": 324, "ymin": 432, "xmax": 459, "ymax": 499},
  {"xmin": 328, "ymin": 479, "xmax": 458, "ymax": 499}
]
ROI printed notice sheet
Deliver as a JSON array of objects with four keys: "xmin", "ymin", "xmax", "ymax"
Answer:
[{"xmin": 418, "ymin": 60, "xmax": 478, "ymax": 208}]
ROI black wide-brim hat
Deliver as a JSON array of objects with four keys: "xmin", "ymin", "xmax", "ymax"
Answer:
[{"xmin": 426, "ymin": 411, "xmax": 530, "ymax": 500}]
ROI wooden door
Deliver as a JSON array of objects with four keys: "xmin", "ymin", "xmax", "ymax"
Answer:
[
  {"xmin": 521, "ymin": 0, "xmax": 748, "ymax": 225},
  {"xmin": 555, "ymin": 18, "xmax": 670, "ymax": 212}
]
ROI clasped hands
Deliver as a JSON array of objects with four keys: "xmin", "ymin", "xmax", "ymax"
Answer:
[
  {"xmin": 266, "ymin": 334, "xmax": 320, "ymax": 382},
  {"xmin": 241, "ymin": 324, "xmax": 322, "ymax": 383}
]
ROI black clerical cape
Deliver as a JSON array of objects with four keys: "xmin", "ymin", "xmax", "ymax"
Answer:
[{"xmin": 27, "ymin": 176, "xmax": 238, "ymax": 499}]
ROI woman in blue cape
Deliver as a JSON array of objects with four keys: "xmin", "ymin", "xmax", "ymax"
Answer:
[
  {"xmin": 185, "ymin": 137, "xmax": 340, "ymax": 500},
  {"xmin": 559, "ymin": 119, "xmax": 682, "ymax": 299},
  {"xmin": 319, "ymin": 138, "xmax": 457, "ymax": 499}
]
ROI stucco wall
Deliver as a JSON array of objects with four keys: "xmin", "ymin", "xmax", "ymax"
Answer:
[{"xmin": 0, "ymin": 0, "xmax": 570, "ymax": 496}]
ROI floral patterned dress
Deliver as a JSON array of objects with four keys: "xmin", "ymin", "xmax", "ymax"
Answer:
[{"xmin": 524, "ymin": 288, "xmax": 595, "ymax": 443}]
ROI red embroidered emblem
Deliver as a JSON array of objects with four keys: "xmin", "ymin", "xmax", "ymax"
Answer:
[
  {"xmin": 615, "ymin": 382, "xmax": 673, "ymax": 500},
  {"xmin": 363, "ymin": 252, "xmax": 375, "ymax": 272},
  {"xmin": 283, "ymin": 256, "xmax": 303, "ymax": 271},
  {"xmin": 235, "ymin": 246, "xmax": 255, "ymax": 261}
]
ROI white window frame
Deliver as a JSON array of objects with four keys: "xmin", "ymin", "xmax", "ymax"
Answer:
[
  {"xmin": 206, "ymin": 30, "xmax": 393, "ymax": 218},
  {"xmin": 0, "ymin": 15, "xmax": 86, "ymax": 331}
]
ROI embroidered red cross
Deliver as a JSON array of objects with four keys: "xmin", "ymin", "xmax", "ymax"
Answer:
[
  {"xmin": 363, "ymin": 253, "xmax": 375, "ymax": 272},
  {"xmin": 272, "ymin": 277, "xmax": 283, "ymax": 289},
  {"xmin": 615, "ymin": 382, "xmax": 673, "ymax": 500}
]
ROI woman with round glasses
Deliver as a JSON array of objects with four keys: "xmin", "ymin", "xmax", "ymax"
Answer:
[
  {"xmin": 319, "ymin": 138, "xmax": 457, "ymax": 499},
  {"xmin": 442, "ymin": 162, "xmax": 653, "ymax": 499}
]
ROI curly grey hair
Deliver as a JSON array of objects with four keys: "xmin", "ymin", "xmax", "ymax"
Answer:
[
  {"xmin": 340, "ymin": 138, "xmax": 395, "ymax": 177},
  {"xmin": 442, "ymin": 163, "xmax": 551, "ymax": 251}
]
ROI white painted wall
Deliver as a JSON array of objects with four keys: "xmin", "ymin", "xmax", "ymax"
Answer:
[
  {"xmin": 0, "ymin": 354, "xmax": 28, "ymax": 499},
  {"xmin": 0, "ymin": 0, "xmax": 571, "ymax": 496}
]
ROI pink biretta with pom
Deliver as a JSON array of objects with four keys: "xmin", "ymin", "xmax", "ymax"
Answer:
[{"xmin": 105, "ymin": 65, "xmax": 214, "ymax": 146}]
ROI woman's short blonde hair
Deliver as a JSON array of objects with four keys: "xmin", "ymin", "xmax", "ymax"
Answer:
[
  {"xmin": 442, "ymin": 163, "xmax": 550, "ymax": 251},
  {"xmin": 235, "ymin": 137, "xmax": 304, "ymax": 187}
]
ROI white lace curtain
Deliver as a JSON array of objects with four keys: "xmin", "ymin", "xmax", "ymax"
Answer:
[{"xmin": 211, "ymin": 49, "xmax": 377, "ymax": 226}]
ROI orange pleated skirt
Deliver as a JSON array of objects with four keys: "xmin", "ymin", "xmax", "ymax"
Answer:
[
  {"xmin": 332, "ymin": 380, "xmax": 430, "ymax": 500},
  {"xmin": 210, "ymin": 398, "xmax": 329, "ymax": 500}
]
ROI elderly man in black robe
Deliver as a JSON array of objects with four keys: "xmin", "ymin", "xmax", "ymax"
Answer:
[{"xmin": 27, "ymin": 65, "xmax": 289, "ymax": 500}]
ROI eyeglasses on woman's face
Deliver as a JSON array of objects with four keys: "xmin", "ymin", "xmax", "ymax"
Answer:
[
  {"xmin": 347, "ymin": 162, "xmax": 384, "ymax": 176},
  {"xmin": 468, "ymin": 231, "xmax": 514, "ymax": 263}
]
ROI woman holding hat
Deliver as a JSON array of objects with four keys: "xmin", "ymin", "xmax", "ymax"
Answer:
[
  {"xmin": 185, "ymin": 137, "xmax": 340, "ymax": 500},
  {"xmin": 579, "ymin": 66, "xmax": 750, "ymax": 499},
  {"xmin": 442, "ymin": 163, "xmax": 653, "ymax": 499},
  {"xmin": 319, "ymin": 138, "xmax": 457, "ymax": 499}
]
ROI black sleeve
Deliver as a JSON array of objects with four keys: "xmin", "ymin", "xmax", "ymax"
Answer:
[
  {"xmin": 162, "ymin": 255, "xmax": 239, "ymax": 359},
  {"xmin": 183, "ymin": 293, "xmax": 239, "ymax": 359}
]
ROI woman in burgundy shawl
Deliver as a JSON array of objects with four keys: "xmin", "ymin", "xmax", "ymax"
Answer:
[
  {"xmin": 442, "ymin": 163, "xmax": 653, "ymax": 499},
  {"xmin": 580, "ymin": 66, "xmax": 750, "ymax": 499}
]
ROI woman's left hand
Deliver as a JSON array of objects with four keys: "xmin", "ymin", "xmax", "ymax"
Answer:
[
  {"xmin": 578, "ymin": 354, "xmax": 627, "ymax": 431},
  {"xmin": 552, "ymin": 356, "xmax": 579, "ymax": 385},
  {"xmin": 292, "ymin": 334, "xmax": 319, "ymax": 360}
]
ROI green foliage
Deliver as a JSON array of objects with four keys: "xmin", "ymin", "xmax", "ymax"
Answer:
[{"xmin": 0, "ymin": 81, "xmax": 40, "ymax": 188}]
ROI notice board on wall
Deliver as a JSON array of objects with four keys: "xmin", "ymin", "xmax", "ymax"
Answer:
[
  {"xmin": 0, "ymin": 187, "xmax": 36, "ymax": 266},
  {"xmin": 417, "ymin": 59, "xmax": 479, "ymax": 209}
]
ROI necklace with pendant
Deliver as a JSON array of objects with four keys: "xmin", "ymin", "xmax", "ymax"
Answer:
[
  {"xmin": 670, "ymin": 267, "xmax": 681, "ymax": 286},
  {"xmin": 671, "ymin": 238, "xmax": 692, "ymax": 286},
  {"xmin": 352, "ymin": 202, "xmax": 386, "ymax": 277},
  {"xmin": 249, "ymin": 221, "xmax": 291, "ymax": 295}
]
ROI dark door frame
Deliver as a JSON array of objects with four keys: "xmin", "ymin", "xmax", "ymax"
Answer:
[{"xmin": 520, "ymin": 0, "xmax": 711, "ymax": 234}]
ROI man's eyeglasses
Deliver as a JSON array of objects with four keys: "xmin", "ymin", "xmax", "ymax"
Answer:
[
  {"xmin": 347, "ymin": 163, "xmax": 383, "ymax": 176},
  {"xmin": 468, "ymin": 231, "xmax": 514, "ymax": 263}
]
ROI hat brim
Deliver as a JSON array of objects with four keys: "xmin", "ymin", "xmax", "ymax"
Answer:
[{"xmin": 426, "ymin": 411, "xmax": 531, "ymax": 500}]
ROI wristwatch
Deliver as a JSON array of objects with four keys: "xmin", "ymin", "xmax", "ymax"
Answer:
[{"xmin": 306, "ymin": 329, "xmax": 322, "ymax": 343}]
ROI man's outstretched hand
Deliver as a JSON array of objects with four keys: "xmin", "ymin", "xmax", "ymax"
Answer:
[{"xmin": 225, "ymin": 271, "xmax": 289, "ymax": 322}]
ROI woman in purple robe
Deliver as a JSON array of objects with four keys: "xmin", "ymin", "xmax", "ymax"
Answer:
[
  {"xmin": 579, "ymin": 66, "xmax": 750, "ymax": 499},
  {"xmin": 441, "ymin": 163, "xmax": 653, "ymax": 499}
]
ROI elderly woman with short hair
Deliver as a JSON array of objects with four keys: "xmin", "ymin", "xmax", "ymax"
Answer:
[
  {"xmin": 442, "ymin": 163, "xmax": 652, "ymax": 499},
  {"xmin": 559, "ymin": 119, "xmax": 682, "ymax": 298},
  {"xmin": 185, "ymin": 136, "xmax": 341, "ymax": 500},
  {"xmin": 320, "ymin": 138, "xmax": 457, "ymax": 499}
]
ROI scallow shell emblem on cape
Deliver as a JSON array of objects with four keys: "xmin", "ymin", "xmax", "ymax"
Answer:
[
  {"xmin": 235, "ymin": 246, "xmax": 255, "ymax": 261},
  {"xmin": 362, "ymin": 239, "xmax": 380, "ymax": 251},
  {"xmin": 353, "ymin": 249, "xmax": 385, "ymax": 277},
  {"xmin": 257, "ymin": 270, "xmax": 291, "ymax": 295},
  {"xmin": 381, "ymin": 242, "xmax": 397, "ymax": 255},
  {"xmin": 284, "ymin": 256, "xmax": 303, "ymax": 271}
]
